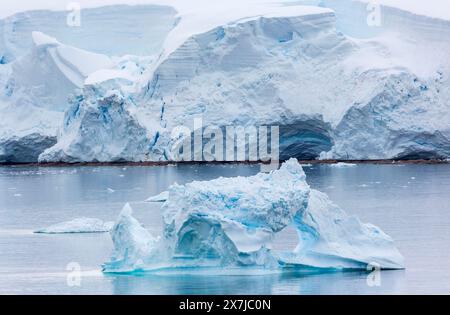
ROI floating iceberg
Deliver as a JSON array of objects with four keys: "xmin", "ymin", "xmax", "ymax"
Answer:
[
  {"xmin": 35, "ymin": 218, "xmax": 114, "ymax": 234},
  {"xmin": 330, "ymin": 162, "xmax": 357, "ymax": 168},
  {"xmin": 145, "ymin": 191, "xmax": 169, "ymax": 203},
  {"xmin": 103, "ymin": 159, "xmax": 404, "ymax": 273}
]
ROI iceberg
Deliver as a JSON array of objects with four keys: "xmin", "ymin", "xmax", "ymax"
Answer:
[
  {"xmin": 103, "ymin": 159, "xmax": 404, "ymax": 273},
  {"xmin": 105, "ymin": 203, "xmax": 161, "ymax": 272},
  {"xmin": 330, "ymin": 162, "xmax": 357, "ymax": 168},
  {"xmin": 35, "ymin": 218, "xmax": 114, "ymax": 234},
  {"xmin": 145, "ymin": 191, "xmax": 169, "ymax": 203}
]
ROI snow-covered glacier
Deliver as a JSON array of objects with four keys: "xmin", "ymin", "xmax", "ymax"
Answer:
[
  {"xmin": 0, "ymin": 4, "xmax": 176, "ymax": 163},
  {"xmin": 103, "ymin": 159, "xmax": 404, "ymax": 273},
  {"xmin": 0, "ymin": 30, "xmax": 115, "ymax": 162},
  {"xmin": 1, "ymin": 0, "xmax": 450, "ymax": 162}
]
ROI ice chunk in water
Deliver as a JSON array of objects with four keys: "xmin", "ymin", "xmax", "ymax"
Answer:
[
  {"xmin": 103, "ymin": 159, "xmax": 404, "ymax": 273},
  {"xmin": 35, "ymin": 218, "xmax": 114, "ymax": 234}
]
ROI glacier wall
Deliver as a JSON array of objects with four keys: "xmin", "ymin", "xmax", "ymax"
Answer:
[
  {"xmin": 1, "ymin": 1, "xmax": 450, "ymax": 163},
  {"xmin": 0, "ymin": 4, "xmax": 177, "ymax": 163},
  {"xmin": 0, "ymin": 30, "xmax": 115, "ymax": 162},
  {"xmin": 0, "ymin": 133, "xmax": 56, "ymax": 163},
  {"xmin": 41, "ymin": 9, "xmax": 363, "ymax": 162}
]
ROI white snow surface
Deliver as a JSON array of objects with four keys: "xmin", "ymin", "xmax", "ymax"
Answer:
[
  {"xmin": 35, "ymin": 218, "xmax": 114, "ymax": 234},
  {"xmin": 31, "ymin": 31, "xmax": 113, "ymax": 87},
  {"xmin": 2, "ymin": 1, "xmax": 450, "ymax": 21},
  {"xmin": 103, "ymin": 159, "xmax": 404, "ymax": 273},
  {"xmin": 355, "ymin": 0, "xmax": 450, "ymax": 21}
]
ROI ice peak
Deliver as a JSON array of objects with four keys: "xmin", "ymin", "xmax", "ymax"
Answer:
[
  {"xmin": 120, "ymin": 203, "xmax": 134, "ymax": 217},
  {"xmin": 278, "ymin": 158, "xmax": 306, "ymax": 176}
]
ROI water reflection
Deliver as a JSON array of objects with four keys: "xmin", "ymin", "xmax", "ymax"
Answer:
[{"xmin": 108, "ymin": 269, "xmax": 406, "ymax": 295}]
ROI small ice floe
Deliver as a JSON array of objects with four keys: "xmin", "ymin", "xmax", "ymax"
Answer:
[
  {"xmin": 145, "ymin": 191, "xmax": 169, "ymax": 203},
  {"xmin": 300, "ymin": 163, "xmax": 313, "ymax": 167},
  {"xmin": 330, "ymin": 162, "xmax": 357, "ymax": 168},
  {"xmin": 119, "ymin": 174, "xmax": 125, "ymax": 178},
  {"xmin": 35, "ymin": 218, "xmax": 114, "ymax": 234},
  {"xmin": 358, "ymin": 184, "xmax": 369, "ymax": 188},
  {"xmin": 13, "ymin": 193, "xmax": 22, "ymax": 197},
  {"xmin": 107, "ymin": 188, "xmax": 115, "ymax": 193},
  {"xmin": 411, "ymin": 177, "xmax": 416, "ymax": 180},
  {"xmin": 60, "ymin": 169, "xmax": 77, "ymax": 174}
]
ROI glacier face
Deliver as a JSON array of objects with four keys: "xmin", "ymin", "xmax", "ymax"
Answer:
[
  {"xmin": 1, "ymin": 1, "xmax": 450, "ymax": 162},
  {"xmin": 322, "ymin": 71, "xmax": 450, "ymax": 160},
  {"xmin": 103, "ymin": 159, "xmax": 404, "ymax": 273},
  {"xmin": 0, "ymin": 30, "xmax": 115, "ymax": 162},
  {"xmin": 42, "ymin": 8, "xmax": 350, "ymax": 162},
  {"xmin": 0, "ymin": 4, "xmax": 175, "ymax": 163}
]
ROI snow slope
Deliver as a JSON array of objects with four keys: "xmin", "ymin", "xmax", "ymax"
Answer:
[{"xmin": 0, "ymin": 4, "xmax": 177, "ymax": 63}]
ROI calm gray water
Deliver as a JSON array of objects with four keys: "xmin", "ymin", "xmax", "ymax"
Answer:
[{"xmin": 0, "ymin": 163, "xmax": 449, "ymax": 295}]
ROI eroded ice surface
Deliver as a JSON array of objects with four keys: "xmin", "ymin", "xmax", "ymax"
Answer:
[
  {"xmin": 35, "ymin": 218, "xmax": 114, "ymax": 234},
  {"xmin": 103, "ymin": 159, "xmax": 404, "ymax": 273}
]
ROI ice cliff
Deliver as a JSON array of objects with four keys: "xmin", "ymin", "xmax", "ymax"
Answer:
[
  {"xmin": 0, "ymin": 4, "xmax": 176, "ymax": 163},
  {"xmin": 1, "ymin": 31, "xmax": 109, "ymax": 162},
  {"xmin": 103, "ymin": 159, "xmax": 404, "ymax": 273},
  {"xmin": 1, "ymin": 1, "xmax": 450, "ymax": 162}
]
